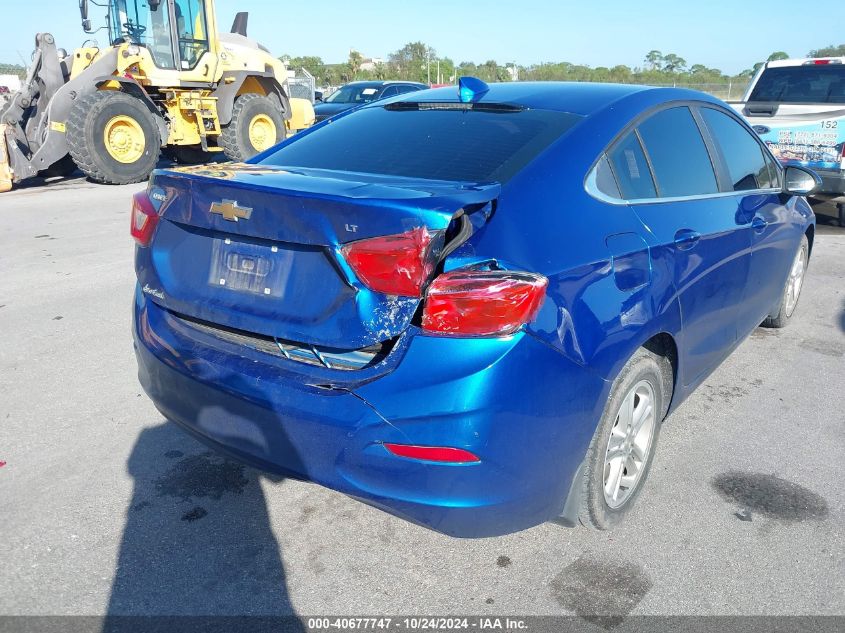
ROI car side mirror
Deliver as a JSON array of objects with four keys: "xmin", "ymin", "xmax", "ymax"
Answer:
[
  {"xmin": 783, "ymin": 166, "xmax": 821, "ymax": 196},
  {"xmin": 314, "ymin": 91, "xmax": 323, "ymax": 103}
]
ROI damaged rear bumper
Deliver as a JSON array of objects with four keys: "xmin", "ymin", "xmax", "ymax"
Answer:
[{"xmin": 134, "ymin": 286, "xmax": 608, "ymax": 537}]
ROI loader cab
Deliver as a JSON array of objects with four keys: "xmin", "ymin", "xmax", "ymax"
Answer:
[{"xmin": 90, "ymin": 0, "xmax": 219, "ymax": 79}]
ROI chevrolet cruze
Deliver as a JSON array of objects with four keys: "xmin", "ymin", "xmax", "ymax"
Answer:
[{"xmin": 132, "ymin": 79, "xmax": 818, "ymax": 537}]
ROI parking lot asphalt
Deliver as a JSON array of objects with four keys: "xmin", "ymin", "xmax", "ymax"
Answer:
[{"xmin": 0, "ymin": 174, "xmax": 843, "ymax": 619}]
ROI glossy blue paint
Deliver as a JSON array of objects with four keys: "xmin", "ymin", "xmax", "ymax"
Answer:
[{"xmin": 134, "ymin": 82, "xmax": 815, "ymax": 537}]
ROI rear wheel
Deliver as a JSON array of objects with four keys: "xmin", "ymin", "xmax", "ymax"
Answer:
[
  {"xmin": 220, "ymin": 93, "xmax": 285, "ymax": 161},
  {"xmin": 762, "ymin": 234, "xmax": 809, "ymax": 328},
  {"xmin": 67, "ymin": 91, "xmax": 161, "ymax": 185},
  {"xmin": 579, "ymin": 348, "xmax": 669, "ymax": 530}
]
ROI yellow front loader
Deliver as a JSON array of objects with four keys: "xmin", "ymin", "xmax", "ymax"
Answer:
[{"xmin": 0, "ymin": 0, "xmax": 315, "ymax": 192}]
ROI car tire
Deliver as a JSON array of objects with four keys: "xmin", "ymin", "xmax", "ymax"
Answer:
[
  {"xmin": 67, "ymin": 90, "xmax": 161, "ymax": 185},
  {"xmin": 579, "ymin": 347, "xmax": 669, "ymax": 530},
  {"xmin": 219, "ymin": 93, "xmax": 286, "ymax": 161},
  {"xmin": 762, "ymin": 234, "xmax": 809, "ymax": 329}
]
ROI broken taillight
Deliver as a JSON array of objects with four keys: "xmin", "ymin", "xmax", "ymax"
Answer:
[
  {"xmin": 421, "ymin": 270, "xmax": 548, "ymax": 337},
  {"xmin": 341, "ymin": 227, "xmax": 435, "ymax": 297},
  {"xmin": 130, "ymin": 191, "xmax": 159, "ymax": 246}
]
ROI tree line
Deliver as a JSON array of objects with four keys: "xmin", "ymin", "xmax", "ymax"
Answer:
[
  {"xmin": 283, "ymin": 42, "xmax": 845, "ymax": 88},
  {"xmin": 0, "ymin": 63, "xmax": 26, "ymax": 79},
  {"xmin": 2, "ymin": 43, "xmax": 844, "ymax": 84}
]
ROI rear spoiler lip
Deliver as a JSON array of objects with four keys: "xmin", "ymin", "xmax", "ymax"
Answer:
[
  {"xmin": 148, "ymin": 167, "xmax": 501, "ymax": 246},
  {"xmin": 150, "ymin": 165, "xmax": 501, "ymax": 206}
]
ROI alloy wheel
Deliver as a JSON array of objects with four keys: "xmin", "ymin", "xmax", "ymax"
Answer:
[
  {"xmin": 603, "ymin": 379, "xmax": 657, "ymax": 509},
  {"xmin": 784, "ymin": 243, "xmax": 807, "ymax": 318}
]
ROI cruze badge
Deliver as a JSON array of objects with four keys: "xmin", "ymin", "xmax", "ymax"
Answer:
[{"xmin": 210, "ymin": 199, "xmax": 253, "ymax": 222}]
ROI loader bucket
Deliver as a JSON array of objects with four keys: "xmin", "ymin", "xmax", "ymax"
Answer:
[
  {"xmin": 0, "ymin": 125, "xmax": 12, "ymax": 193},
  {"xmin": 286, "ymin": 98, "xmax": 316, "ymax": 134}
]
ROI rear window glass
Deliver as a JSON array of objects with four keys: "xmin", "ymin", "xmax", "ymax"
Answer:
[
  {"xmin": 594, "ymin": 155, "xmax": 621, "ymax": 198},
  {"xmin": 260, "ymin": 105, "xmax": 582, "ymax": 183},
  {"xmin": 700, "ymin": 107, "xmax": 777, "ymax": 190},
  {"xmin": 607, "ymin": 134, "xmax": 656, "ymax": 200},
  {"xmin": 637, "ymin": 106, "xmax": 719, "ymax": 197},
  {"xmin": 749, "ymin": 65, "xmax": 845, "ymax": 104}
]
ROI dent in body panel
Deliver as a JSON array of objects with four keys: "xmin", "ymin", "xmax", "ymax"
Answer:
[
  {"xmin": 461, "ymin": 162, "xmax": 680, "ymax": 382},
  {"xmin": 605, "ymin": 232, "xmax": 651, "ymax": 292}
]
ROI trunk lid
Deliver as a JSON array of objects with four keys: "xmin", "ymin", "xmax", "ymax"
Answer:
[{"xmin": 138, "ymin": 163, "xmax": 499, "ymax": 349}]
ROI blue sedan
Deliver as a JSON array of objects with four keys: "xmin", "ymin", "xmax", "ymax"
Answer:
[{"xmin": 132, "ymin": 79, "xmax": 818, "ymax": 537}]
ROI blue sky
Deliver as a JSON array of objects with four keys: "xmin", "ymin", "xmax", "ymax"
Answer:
[{"xmin": 2, "ymin": 0, "xmax": 843, "ymax": 74}]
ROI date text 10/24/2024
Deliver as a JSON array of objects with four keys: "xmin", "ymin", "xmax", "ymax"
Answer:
[{"xmin": 306, "ymin": 618, "xmax": 529, "ymax": 631}]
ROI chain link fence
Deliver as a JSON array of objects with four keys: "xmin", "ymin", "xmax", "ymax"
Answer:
[
  {"xmin": 634, "ymin": 81, "xmax": 751, "ymax": 101},
  {"xmin": 280, "ymin": 73, "xmax": 750, "ymax": 103},
  {"xmin": 286, "ymin": 68, "xmax": 316, "ymax": 103}
]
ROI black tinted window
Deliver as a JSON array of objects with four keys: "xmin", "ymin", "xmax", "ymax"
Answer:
[
  {"xmin": 260, "ymin": 106, "xmax": 582, "ymax": 183},
  {"xmin": 607, "ymin": 132, "xmax": 656, "ymax": 199},
  {"xmin": 638, "ymin": 107, "xmax": 718, "ymax": 197},
  {"xmin": 749, "ymin": 65, "xmax": 845, "ymax": 104},
  {"xmin": 700, "ymin": 108, "xmax": 775, "ymax": 190}
]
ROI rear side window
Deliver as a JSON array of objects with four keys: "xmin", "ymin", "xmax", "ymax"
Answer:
[
  {"xmin": 637, "ymin": 106, "xmax": 719, "ymax": 198},
  {"xmin": 749, "ymin": 65, "xmax": 845, "ymax": 104},
  {"xmin": 607, "ymin": 132, "xmax": 656, "ymax": 199},
  {"xmin": 594, "ymin": 155, "xmax": 621, "ymax": 198},
  {"xmin": 700, "ymin": 108, "xmax": 777, "ymax": 190},
  {"xmin": 260, "ymin": 105, "xmax": 582, "ymax": 183}
]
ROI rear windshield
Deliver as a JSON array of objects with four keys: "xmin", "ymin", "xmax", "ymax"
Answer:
[
  {"xmin": 259, "ymin": 105, "xmax": 582, "ymax": 183},
  {"xmin": 749, "ymin": 64, "xmax": 845, "ymax": 103}
]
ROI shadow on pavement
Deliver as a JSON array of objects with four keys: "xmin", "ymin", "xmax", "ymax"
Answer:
[
  {"xmin": 811, "ymin": 201, "xmax": 844, "ymax": 234},
  {"xmin": 103, "ymin": 419, "xmax": 305, "ymax": 632},
  {"xmin": 840, "ymin": 299, "xmax": 845, "ymax": 334}
]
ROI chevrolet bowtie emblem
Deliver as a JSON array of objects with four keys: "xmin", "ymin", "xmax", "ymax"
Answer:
[{"xmin": 210, "ymin": 199, "xmax": 252, "ymax": 222}]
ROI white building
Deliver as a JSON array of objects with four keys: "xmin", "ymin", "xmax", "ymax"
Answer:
[
  {"xmin": 0, "ymin": 74, "xmax": 21, "ymax": 92},
  {"xmin": 349, "ymin": 49, "xmax": 383, "ymax": 72},
  {"xmin": 359, "ymin": 56, "xmax": 384, "ymax": 72}
]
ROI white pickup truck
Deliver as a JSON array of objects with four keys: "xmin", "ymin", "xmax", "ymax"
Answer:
[{"xmin": 732, "ymin": 57, "xmax": 845, "ymax": 225}]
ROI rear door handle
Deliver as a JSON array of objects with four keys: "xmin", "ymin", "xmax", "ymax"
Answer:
[
  {"xmin": 674, "ymin": 228, "xmax": 701, "ymax": 250},
  {"xmin": 751, "ymin": 217, "xmax": 768, "ymax": 232}
]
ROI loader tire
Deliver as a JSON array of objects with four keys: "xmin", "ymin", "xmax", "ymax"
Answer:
[
  {"xmin": 220, "ymin": 93, "xmax": 285, "ymax": 161},
  {"xmin": 67, "ymin": 91, "xmax": 161, "ymax": 185}
]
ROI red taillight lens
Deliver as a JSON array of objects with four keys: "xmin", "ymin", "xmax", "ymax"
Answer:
[
  {"xmin": 341, "ymin": 227, "xmax": 434, "ymax": 297},
  {"xmin": 421, "ymin": 270, "xmax": 548, "ymax": 337},
  {"xmin": 384, "ymin": 443, "xmax": 480, "ymax": 463},
  {"xmin": 130, "ymin": 191, "xmax": 159, "ymax": 246}
]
